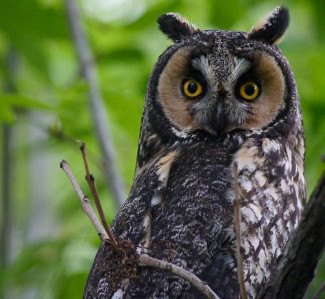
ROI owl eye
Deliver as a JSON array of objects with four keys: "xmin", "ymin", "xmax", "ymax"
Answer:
[
  {"xmin": 239, "ymin": 81, "xmax": 260, "ymax": 101},
  {"xmin": 182, "ymin": 79, "xmax": 203, "ymax": 98}
]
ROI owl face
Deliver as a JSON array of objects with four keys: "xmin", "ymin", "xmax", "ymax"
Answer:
[
  {"xmin": 158, "ymin": 43, "xmax": 286, "ymax": 136},
  {"xmin": 137, "ymin": 7, "xmax": 301, "ymax": 169}
]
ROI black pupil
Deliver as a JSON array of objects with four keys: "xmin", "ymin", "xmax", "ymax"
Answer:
[
  {"xmin": 245, "ymin": 84, "xmax": 255, "ymax": 96},
  {"xmin": 188, "ymin": 81, "xmax": 198, "ymax": 94}
]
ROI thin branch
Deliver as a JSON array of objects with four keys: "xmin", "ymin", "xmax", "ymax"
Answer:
[
  {"xmin": 138, "ymin": 254, "xmax": 220, "ymax": 299},
  {"xmin": 65, "ymin": 0, "xmax": 126, "ymax": 207},
  {"xmin": 80, "ymin": 143, "xmax": 120, "ymax": 252},
  {"xmin": 258, "ymin": 171, "xmax": 325, "ymax": 298},
  {"xmin": 60, "ymin": 160, "xmax": 108, "ymax": 241},
  {"xmin": 233, "ymin": 162, "xmax": 247, "ymax": 299}
]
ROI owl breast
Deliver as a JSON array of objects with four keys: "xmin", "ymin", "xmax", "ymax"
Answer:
[{"xmin": 235, "ymin": 134, "xmax": 305, "ymax": 297}]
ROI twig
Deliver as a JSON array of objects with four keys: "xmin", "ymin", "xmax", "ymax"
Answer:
[
  {"xmin": 80, "ymin": 143, "xmax": 120, "ymax": 253},
  {"xmin": 65, "ymin": 0, "xmax": 126, "ymax": 207},
  {"xmin": 138, "ymin": 254, "xmax": 220, "ymax": 299},
  {"xmin": 258, "ymin": 171, "xmax": 325, "ymax": 298},
  {"xmin": 313, "ymin": 282, "xmax": 325, "ymax": 299},
  {"xmin": 60, "ymin": 160, "xmax": 108, "ymax": 241},
  {"xmin": 233, "ymin": 162, "xmax": 247, "ymax": 299}
]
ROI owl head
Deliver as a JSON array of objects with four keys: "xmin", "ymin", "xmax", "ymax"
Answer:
[{"xmin": 136, "ymin": 6, "xmax": 303, "ymax": 170}]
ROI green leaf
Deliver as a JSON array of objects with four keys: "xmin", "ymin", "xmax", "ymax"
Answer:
[
  {"xmin": 0, "ymin": 94, "xmax": 54, "ymax": 123},
  {"xmin": 0, "ymin": 0, "xmax": 69, "ymax": 76},
  {"xmin": 0, "ymin": 94, "xmax": 54, "ymax": 110},
  {"xmin": 0, "ymin": 100, "xmax": 16, "ymax": 123}
]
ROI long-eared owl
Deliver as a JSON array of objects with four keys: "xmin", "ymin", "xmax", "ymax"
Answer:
[{"xmin": 84, "ymin": 6, "xmax": 306, "ymax": 298}]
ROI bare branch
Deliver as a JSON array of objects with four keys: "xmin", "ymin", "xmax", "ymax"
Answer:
[
  {"xmin": 233, "ymin": 162, "xmax": 247, "ymax": 299},
  {"xmin": 258, "ymin": 171, "xmax": 325, "ymax": 298},
  {"xmin": 65, "ymin": 0, "xmax": 126, "ymax": 207},
  {"xmin": 80, "ymin": 143, "xmax": 121, "ymax": 253},
  {"xmin": 60, "ymin": 160, "xmax": 108, "ymax": 241},
  {"xmin": 138, "ymin": 254, "xmax": 220, "ymax": 299}
]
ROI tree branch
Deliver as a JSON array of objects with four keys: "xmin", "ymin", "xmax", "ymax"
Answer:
[
  {"xmin": 233, "ymin": 162, "xmax": 247, "ymax": 299},
  {"xmin": 79, "ymin": 143, "xmax": 121, "ymax": 253},
  {"xmin": 65, "ymin": 0, "xmax": 126, "ymax": 207},
  {"xmin": 60, "ymin": 160, "xmax": 109, "ymax": 241},
  {"xmin": 258, "ymin": 171, "xmax": 325, "ymax": 299},
  {"xmin": 138, "ymin": 254, "xmax": 220, "ymax": 299}
]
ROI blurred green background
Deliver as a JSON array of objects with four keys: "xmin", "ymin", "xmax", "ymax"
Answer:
[{"xmin": 0, "ymin": 0, "xmax": 324, "ymax": 298}]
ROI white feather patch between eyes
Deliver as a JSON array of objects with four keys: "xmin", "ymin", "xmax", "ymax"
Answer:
[
  {"xmin": 228, "ymin": 58, "xmax": 251, "ymax": 83},
  {"xmin": 191, "ymin": 55, "xmax": 251, "ymax": 87}
]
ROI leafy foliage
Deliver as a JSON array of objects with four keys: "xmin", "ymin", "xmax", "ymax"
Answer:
[{"xmin": 0, "ymin": 0, "xmax": 324, "ymax": 298}]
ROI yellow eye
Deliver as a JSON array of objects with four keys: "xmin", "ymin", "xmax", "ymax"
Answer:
[
  {"xmin": 183, "ymin": 79, "xmax": 203, "ymax": 98},
  {"xmin": 239, "ymin": 81, "xmax": 260, "ymax": 100}
]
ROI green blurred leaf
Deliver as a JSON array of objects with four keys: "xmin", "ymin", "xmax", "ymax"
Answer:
[
  {"xmin": 0, "ymin": 0, "xmax": 69, "ymax": 77},
  {"xmin": 0, "ymin": 94, "xmax": 54, "ymax": 123},
  {"xmin": 313, "ymin": 0, "xmax": 325, "ymax": 40},
  {"xmin": 0, "ymin": 94, "xmax": 54, "ymax": 110},
  {"xmin": 0, "ymin": 99, "xmax": 16, "ymax": 123}
]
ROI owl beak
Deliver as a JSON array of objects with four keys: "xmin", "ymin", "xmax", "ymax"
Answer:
[{"xmin": 211, "ymin": 101, "xmax": 226, "ymax": 136}]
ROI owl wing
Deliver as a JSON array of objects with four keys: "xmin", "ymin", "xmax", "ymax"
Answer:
[{"xmin": 135, "ymin": 106, "xmax": 167, "ymax": 174}]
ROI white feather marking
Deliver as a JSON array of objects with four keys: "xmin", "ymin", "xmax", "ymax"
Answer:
[
  {"xmin": 112, "ymin": 288, "xmax": 124, "ymax": 299},
  {"xmin": 251, "ymin": 238, "xmax": 260, "ymax": 251},
  {"xmin": 249, "ymin": 259, "xmax": 256, "ymax": 274},
  {"xmin": 171, "ymin": 127, "xmax": 190, "ymax": 138},
  {"xmin": 257, "ymin": 267, "xmax": 264, "ymax": 283},
  {"xmin": 240, "ymin": 176, "xmax": 253, "ymax": 192},
  {"xmin": 137, "ymin": 213, "xmax": 152, "ymax": 254},
  {"xmin": 235, "ymin": 146, "xmax": 258, "ymax": 172},
  {"xmin": 156, "ymin": 150, "xmax": 178, "ymax": 186},
  {"xmin": 262, "ymin": 138, "xmax": 281, "ymax": 154},
  {"xmin": 249, "ymin": 204, "xmax": 262, "ymax": 221},
  {"xmin": 264, "ymin": 186, "xmax": 278, "ymax": 201},
  {"xmin": 191, "ymin": 55, "xmax": 215, "ymax": 87},
  {"xmin": 258, "ymin": 250, "xmax": 266, "ymax": 271},
  {"xmin": 280, "ymin": 179, "xmax": 290, "ymax": 193},
  {"xmin": 240, "ymin": 221, "xmax": 248, "ymax": 234},
  {"xmin": 151, "ymin": 194, "xmax": 162, "ymax": 206},
  {"xmin": 228, "ymin": 58, "xmax": 251, "ymax": 84},
  {"xmin": 242, "ymin": 206, "xmax": 258, "ymax": 223},
  {"xmin": 243, "ymin": 239, "xmax": 250, "ymax": 255},
  {"xmin": 276, "ymin": 219, "xmax": 285, "ymax": 235},
  {"xmin": 255, "ymin": 170, "xmax": 267, "ymax": 187}
]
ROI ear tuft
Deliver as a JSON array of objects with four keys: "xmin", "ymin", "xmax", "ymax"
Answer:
[
  {"xmin": 248, "ymin": 6, "xmax": 289, "ymax": 45},
  {"xmin": 157, "ymin": 13, "xmax": 198, "ymax": 42}
]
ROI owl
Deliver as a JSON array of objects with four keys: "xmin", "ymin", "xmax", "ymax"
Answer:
[{"xmin": 84, "ymin": 6, "xmax": 306, "ymax": 299}]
